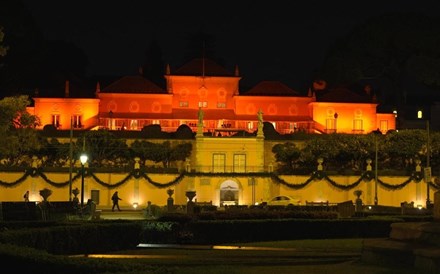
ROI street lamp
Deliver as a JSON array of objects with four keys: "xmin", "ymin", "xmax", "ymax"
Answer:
[
  {"xmin": 374, "ymin": 133, "xmax": 378, "ymax": 205},
  {"xmin": 372, "ymin": 129, "xmax": 381, "ymax": 205},
  {"xmin": 425, "ymin": 120, "xmax": 431, "ymax": 208},
  {"xmin": 80, "ymin": 153, "xmax": 88, "ymax": 208},
  {"xmin": 418, "ymin": 110, "xmax": 431, "ymax": 208}
]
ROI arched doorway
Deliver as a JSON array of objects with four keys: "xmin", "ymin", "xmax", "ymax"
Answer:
[{"xmin": 220, "ymin": 180, "xmax": 239, "ymax": 206}]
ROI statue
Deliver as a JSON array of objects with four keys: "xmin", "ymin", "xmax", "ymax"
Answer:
[
  {"xmin": 198, "ymin": 107, "xmax": 204, "ymax": 124},
  {"xmin": 257, "ymin": 109, "xmax": 263, "ymax": 124}
]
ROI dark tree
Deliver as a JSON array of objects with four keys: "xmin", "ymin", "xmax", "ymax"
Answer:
[
  {"xmin": 318, "ymin": 13, "xmax": 440, "ymax": 107},
  {"xmin": 181, "ymin": 30, "xmax": 225, "ymax": 66},
  {"xmin": 0, "ymin": 0, "xmax": 46, "ymax": 97},
  {"xmin": 142, "ymin": 40, "xmax": 166, "ymax": 88}
]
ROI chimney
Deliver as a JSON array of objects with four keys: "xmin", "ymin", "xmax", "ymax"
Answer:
[
  {"xmin": 235, "ymin": 65, "xmax": 240, "ymax": 76},
  {"xmin": 95, "ymin": 82, "xmax": 101, "ymax": 97},
  {"xmin": 65, "ymin": 80, "xmax": 70, "ymax": 98}
]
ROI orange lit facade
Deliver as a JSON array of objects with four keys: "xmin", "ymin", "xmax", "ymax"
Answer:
[
  {"xmin": 16, "ymin": 58, "xmax": 406, "ymax": 208},
  {"xmin": 29, "ymin": 58, "xmax": 395, "ymax": 135}
]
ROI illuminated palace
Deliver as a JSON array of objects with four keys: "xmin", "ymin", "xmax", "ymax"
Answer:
[
  {"xmin": 19, "ymin": 58, "xmax": 403, "ymax": 208},
  {"xmin": 30, "ymin": 58, "xmax": 395, "ymax": 135}
]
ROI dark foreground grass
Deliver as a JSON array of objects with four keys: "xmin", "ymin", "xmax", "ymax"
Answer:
[{"xmin": 97, "ymin": 239, "xmax": 423, "ymax": 274}]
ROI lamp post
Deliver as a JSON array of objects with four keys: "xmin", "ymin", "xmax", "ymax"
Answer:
[
  {"xmin": 251, "ymin": 178, "xmax": 256, "ymax": 205},
  {"xmin": 80, "ymin": 153, "xmax": 88, "ymax": 208},
  {"xmin": 374, "ymin": 133, "xmax": 378, "ymax": 205},
  {"xmin": 418, "ymin": 110, "xmax": 431, "ymax": 209},
  {"xmin": 425, "ymin": 120, "xmax": 431, "ymax": 208}
]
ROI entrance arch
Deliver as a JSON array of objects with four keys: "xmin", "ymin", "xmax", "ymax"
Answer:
[{"xmin": 219, "ymin": 180, "xmax": 239, "ymax": 206}]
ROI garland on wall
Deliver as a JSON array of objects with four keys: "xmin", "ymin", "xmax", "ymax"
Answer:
[
  {"xmin": 271, "ymin": 170, "xmax": 427, "ymax": 191},
  {"xmin": 0, "ymin": 167, "xmax": 438, "ymax": 192}
]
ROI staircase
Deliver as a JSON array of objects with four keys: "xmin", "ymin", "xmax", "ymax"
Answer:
[{"xmin": 362, "ymin": 203, "xmax": 440, "ymax": 274}]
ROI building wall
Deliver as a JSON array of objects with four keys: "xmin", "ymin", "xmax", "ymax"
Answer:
[
  {"xmin": 194, "ymin": 136, "xmax": 264, "ymax": 173},
  {"xmin": 167, "ymin": 75, "xmax": 240, "ymax": 110},
  {"xmin": 0, "ymin": 171, "xmax": 431, "ymax": 208},
  {"xmin": 32, "ymin": 98, "xmax": 100, "ymax": 130},
  {"xmin": 311, "ymin": 102, "xmax": 383, "ymax": 134}
]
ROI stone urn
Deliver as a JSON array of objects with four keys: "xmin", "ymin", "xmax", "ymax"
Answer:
[
  {"xmin": 167, "ymin": 189, "xmax": 174, "ymax": 212},
  {"xmin": 72, "ymin": 188, "xmax": 80, "ymax": 205},
  {"xmin": 39, "ymin": 188, "xmax": 53, "ymax": 202},
  {"xmin": 185, "ymin": 190, "xmax": 196, "ymax": 202},
  {"xmin": 353, "ymin": 190, "xmax": 363, "ymax": 213},
  {"xmin": 185, "ymin": 190, "xmax": 196, "ymax": 215},
  {"xmin": 167, "ymin": 188, "xmax": 174, "ymax": 199},
  {"xmin": 39, "ymin": 188, "xmax": 53, "ymax": 221}
]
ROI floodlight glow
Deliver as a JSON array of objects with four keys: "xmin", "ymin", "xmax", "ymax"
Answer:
[{"xmin": 80, "ymin": 154, "xmax": 88, "ymax": 165}]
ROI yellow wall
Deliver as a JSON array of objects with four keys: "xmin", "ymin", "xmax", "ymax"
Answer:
[
  {"xmin": 194, "ymin": 136, "xmax": 264, "ymax": 173},
  {"xmin": 0, "ymin": 171, "xmax": 433, "ymax": 208}
]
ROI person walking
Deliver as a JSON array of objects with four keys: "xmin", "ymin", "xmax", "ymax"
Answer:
[
  {"xmin": 23, "ymin": 191, "xmax": 29, "ymax": 202},
  {"xmin": 111, "ymin": 191, "xmax": 122, "ymax": 211}
]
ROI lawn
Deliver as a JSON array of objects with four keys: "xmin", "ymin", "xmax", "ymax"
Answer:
[{"xmin": 95, "ymin": 238, "xmax": 423, "ymax": 274}]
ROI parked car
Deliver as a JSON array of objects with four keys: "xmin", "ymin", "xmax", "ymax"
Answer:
[{"xmin": 266, "ymin": 195, "xmax": 301, "ymax": 206}]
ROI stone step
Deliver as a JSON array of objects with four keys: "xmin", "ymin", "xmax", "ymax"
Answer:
[
  {"xmin": 390, "ymin": 222, "xmax": 440, "ymax": 247},
  {"xmin": 361, "ymin": 222, "xmax": 440, "ymax": 273}
]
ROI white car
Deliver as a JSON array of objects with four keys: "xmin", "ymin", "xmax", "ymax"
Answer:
[{"xmin": 266, "ymin": 195, "xmax": 301, "ymax": 206}]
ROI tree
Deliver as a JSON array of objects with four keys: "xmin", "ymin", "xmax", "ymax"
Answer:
[
  {"xmin": 130, "ymin": 140, "xmax": 163, "ymax": 164},
  {"xmin": 0, "ymin": 26, "xmax": 8, "ymax": 57},
  {"xmin": 130, "ymin": 140, "xmax": 192, "ymax": 168},
  {"xmin": 181, "ymin": 30, "xmax": 225, "ymax": 66},
  {"xmin": 142, "ymin": 40, "xmax": 166, "ymax": 88},
  {"xmin": 0, "ymin": 1, "xmax": 47, "ymax": 96},
  {"xmin": 272, "ymin": 142, "xmax": 301, "ymax": 173},
  {"xmin": 35, "ymin": 137, "xmax": 71, "ymax": 167},
  {"xmin": 383, "ymin": 130, "xmax": 425, "ymax": 170},
  {"xmin": 169, "ymin": 142, "xmax": 192, "ymax": 162},
  {"xmin": 318, "ymin": 13, "xmax": 440, "ymax": 107},
  {"xmin": 0, "ymin": 95, "xmax": 40, "ymax": 166},
  {"xmin": 82, "ymin": 130, "xmax": 130, "ymax": 167}
]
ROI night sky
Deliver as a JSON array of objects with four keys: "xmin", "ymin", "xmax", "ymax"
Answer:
[{"xmin": 18, "ymin": 0, "xmax": 440, "ymax": 91}]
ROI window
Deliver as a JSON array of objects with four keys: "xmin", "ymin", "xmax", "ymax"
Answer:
[
  {"xmin": 325, "ymin": 118, "xmax": 336, "ymax": 133},
  {"xmin": 179, "ymin": 101, "xmax": 188, "ymax": 107},
  {"xmin": 152, "ymin": 120, "xmax": 160, "ymax": 125},
  {"xmin": 108, "ymin": 118, "xmax": 115, "ymax": 130},
  {"xmin": 72, "ymin": 115, "xmax": 82, "ymax": 129},
  {"xmin": 52, "ymin": 114, "xmax": 60, "ymax": 128},
  {"xmin": 212, "ymin": 153, "xmax": 225, "ymax": 173},
  {"xmin": 198, "ymin": 101, "xmax": 208, "ymax": 108},
  {"xmin": 353, "ymin": 119, "xmax": 363, "ymax": 132},
  {"xmin": 289, "ymin": 122, "xmax": 298, "ymax": 132},
  {"xmin": 233, "ymin": 154, "xmax": 246, "ymax": 172},
  {"xmin": 247, "ymin": 122, "xmax": 253, "ymax": 130},
  {"xmin": 130, "ymin": 119, "xmax": 138, "ymax": 130},
  {"xmin": 380, "ymin": 120, "xmax": 388, "ymax": 132},
  {"xmin": 217, "ymin": 102, "xmax": 226, "ymax": 108}
]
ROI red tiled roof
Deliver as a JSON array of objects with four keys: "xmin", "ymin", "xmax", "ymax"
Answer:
[
  {"xmin": 101, "ymin": 75, "xmax": 166, "ymax": 93},
  {"xmin": 173, "ymin": 58, "xmax": 234, "ymax": 77},
  {"xmin": 243, "ymin": 81, "xmax": 300, "ymax": 96},
  {"xmin": 317, "ymin": 87, "xmax": 372, "ymax": 103}
]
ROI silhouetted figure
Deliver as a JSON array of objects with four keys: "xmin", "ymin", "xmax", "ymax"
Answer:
[
  {"xmin": 84, "ymin": 199, "xmax": 95, "ymax": 215},
  {"xmin": 112, "ymin": 191, "xmax": 122, "ymax": 211},
  {"xmin": 23, "ymin": 191, "xmax": 29, "ymax": 202}
]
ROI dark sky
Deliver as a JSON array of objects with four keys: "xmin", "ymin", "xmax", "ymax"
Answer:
[{"xmin": 21, "ymin": 0, "xmax": 440, "ymax": 91}]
